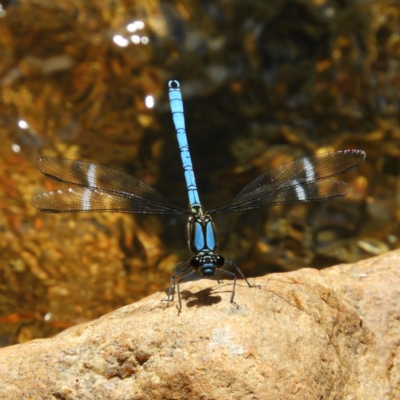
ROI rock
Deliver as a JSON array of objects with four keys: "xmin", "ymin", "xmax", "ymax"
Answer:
[{"xmin": 1, "ymin": 250, "xmax": 400, "ymax": 399}]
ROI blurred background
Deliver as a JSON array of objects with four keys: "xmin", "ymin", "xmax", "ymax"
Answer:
[{"xmin": 0, "ymin": 0, "xmax": 399, "ymax": 346}]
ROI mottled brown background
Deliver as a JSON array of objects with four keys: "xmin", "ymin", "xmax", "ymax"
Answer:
[{"xmin": 0, "ymin": 0, "xmax": 399, "ymax": 346}]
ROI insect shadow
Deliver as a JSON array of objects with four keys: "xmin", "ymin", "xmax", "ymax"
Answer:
[
  {"xmin": 163, "ymin": 280, "xmax": 253, "ymax": 311},
  {"xmin": 181, "ymin": 286, "xmax": 222, "ymax": 308}
]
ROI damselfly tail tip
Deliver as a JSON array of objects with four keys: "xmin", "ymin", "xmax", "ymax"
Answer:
[{"xmin": 168, "ymin": 80, "xmax": 180, "ymax": 89}]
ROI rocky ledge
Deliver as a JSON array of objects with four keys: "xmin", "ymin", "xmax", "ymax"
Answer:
[{"xmin": 1, "ymin": 250, "xmax": 400, "ymax": 399}]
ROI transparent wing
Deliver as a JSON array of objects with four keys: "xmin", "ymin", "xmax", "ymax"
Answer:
[
  {"xmin": 31, "ymin": 158, "xmax": 188, "ymax": 214},
  {"xmin": 208, "ymin": 150, "xmax": 365, "ymax": 214}
]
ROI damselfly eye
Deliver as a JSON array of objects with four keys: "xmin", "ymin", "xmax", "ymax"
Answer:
[
  {"xmin": 190, "ymin": 256, "xmax": 200, "ymax": 269},
  {"xmin": 216, "ymin": 255, "xmax": 225, "ymax": 267}
]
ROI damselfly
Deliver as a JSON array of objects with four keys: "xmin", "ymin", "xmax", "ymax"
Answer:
[{"xmin": 31, "ymin": 80, "xmax": 366, "ymax": 310}]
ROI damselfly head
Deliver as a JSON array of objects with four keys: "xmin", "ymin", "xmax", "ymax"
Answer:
[{"xmin": 190, "ymin": 254, "xmax": 225, "ymax": 276}]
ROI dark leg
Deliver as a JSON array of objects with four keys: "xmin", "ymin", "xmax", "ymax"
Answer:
[
  {"xmin": 163, "ymin": 260, "xmax": 191, "ymax": 309},
  {"xmin": 176, "ymin": 270, "xmax": 197, "ymax": 312},
  {"xmin": 173, "ymin": 260, "xmax": 186, "ymax": 274},
  {"xmin": 225, "ymin": 260, "xmax": 261, "ymax": 289},
  {"xmin": 218, "ymin": 269, "xmax": 239, "ymax": 307}
]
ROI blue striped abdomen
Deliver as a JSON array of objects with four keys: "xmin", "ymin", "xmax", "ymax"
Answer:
[{"xmin": 168, "ymin": 81, "xmax": 202, "ymax": 213}]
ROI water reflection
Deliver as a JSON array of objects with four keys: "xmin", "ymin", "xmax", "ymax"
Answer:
[{"xmin": 113, "ymin": 20, "xmax": 149, "ymax": 47}]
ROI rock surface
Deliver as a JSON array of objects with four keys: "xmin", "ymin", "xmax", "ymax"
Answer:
[{"xmin": 1, "ymin": 250, "xmax": 400, "ymax": 399}]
